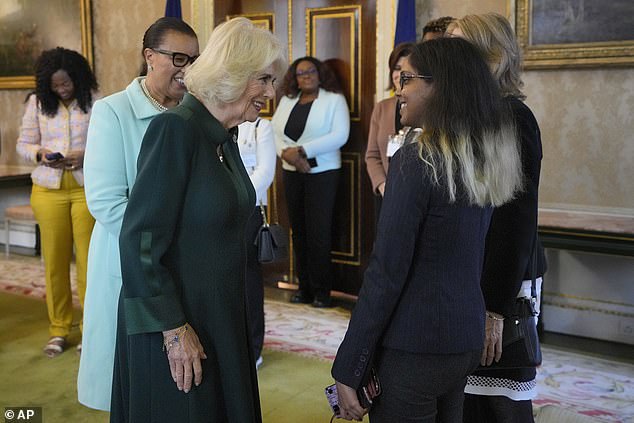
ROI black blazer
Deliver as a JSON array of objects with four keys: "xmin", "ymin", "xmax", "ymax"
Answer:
[
  {"xmin": 481, "ymin": 98, "xmax": 546, "ymax": 318},
  {"xmin": 332, "ymin": 143, "xmax": 492, "ymax": 390}
]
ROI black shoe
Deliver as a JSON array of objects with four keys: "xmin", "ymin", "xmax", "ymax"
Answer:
[
  {"xmin": 311, "ymin": 298, "xmax": 333, "ymax": 308},
  {"xmin": 290, "ymin": 291, "xmax": 314, "ymax": 304}
]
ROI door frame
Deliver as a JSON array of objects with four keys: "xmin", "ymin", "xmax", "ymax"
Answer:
[{"xmin": 190, "ymin": 0, "xmax": 396, "ymax": 105}]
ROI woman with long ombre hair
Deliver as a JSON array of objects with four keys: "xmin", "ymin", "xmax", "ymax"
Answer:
[{"xmin": 332, "ymin": 37, "xmax": 522, "ymax": 422}]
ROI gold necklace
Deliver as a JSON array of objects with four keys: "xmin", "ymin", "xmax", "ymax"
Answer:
[{"xmin": 140, "ymin": 78, "xmax": 168, "ymax": 112}]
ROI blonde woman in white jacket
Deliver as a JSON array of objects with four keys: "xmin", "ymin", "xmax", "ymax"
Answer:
[
  {"xmin": 271, "ymin": 56, "xmax": 350, "ymax": 308},
  {"xmin": 237, "ymin": 117, "xmax": 275, "ymax": 369}
]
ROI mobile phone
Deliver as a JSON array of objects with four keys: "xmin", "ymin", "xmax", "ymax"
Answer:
[
  {"xmin": 325, "ymin": 371, "xmax": 381, "ymax": 415},
  {"xmin": 45, "ymin": 152, "xmax": 64, "ymax": 161},
  {"xmin": 324, "ymin": 384, "xmax": 341, "ymax": 417},
  {"xmin": 356, "ymin": 368, "xmax": 382, "ymax": 409}
]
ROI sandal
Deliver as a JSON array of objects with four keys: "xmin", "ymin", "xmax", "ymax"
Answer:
[{"xmin": 43, "ymin": 337, "xmax": 65, "ymax": 358}]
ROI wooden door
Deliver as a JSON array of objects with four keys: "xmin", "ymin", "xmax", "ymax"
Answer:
[{"xmin": 215, "ymin": 0, "xmax": 376, "ymax": 295}]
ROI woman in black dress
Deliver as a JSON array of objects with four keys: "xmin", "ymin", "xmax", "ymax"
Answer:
[{"xmin": 448, "ymin": 13, "xmax": 547, "ymax": 423}]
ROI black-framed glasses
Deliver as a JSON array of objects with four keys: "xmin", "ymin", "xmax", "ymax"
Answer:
[
  {"xmin": 296, "ymin": 67, "xmax": 318, "ymax": 77},
  {"xmin": 400, "ymin": 71, "xmax": 432, "ymax": 89},
  {"xmin": 152, "ymin": 48, "xmax": 199, "ymax": 67}
]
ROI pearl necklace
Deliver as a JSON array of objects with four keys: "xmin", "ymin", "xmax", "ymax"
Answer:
[{"xmin": 140, "ymin": 78, "xmax": 168, "ymax": 112}]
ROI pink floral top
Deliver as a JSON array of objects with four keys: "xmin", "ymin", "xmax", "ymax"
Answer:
[{"xmin": 16, "ymin": 93, "xmax": 96, "ymax": 189}]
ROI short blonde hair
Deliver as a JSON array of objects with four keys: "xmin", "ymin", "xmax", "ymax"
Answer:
[
  {"xmin": 451, "ymin": 13, "xmax": 525, "ymax": 99},
  {"xmin": 184, "ymin": 17, "xmax": 286, "ymax": 106}
]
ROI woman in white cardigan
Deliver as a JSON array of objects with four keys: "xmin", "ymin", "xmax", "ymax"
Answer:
[
  {"xmin": 237, "ymin": 117, "xmax": 275, "ymax": 368},
  {"xmin": 271, "ymin": 56, "xmax": 350, "ymax": 308}
]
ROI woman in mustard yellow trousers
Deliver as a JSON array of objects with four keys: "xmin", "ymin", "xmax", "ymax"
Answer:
[{"xmin": 16, "ymin": 48, "xmax": 98, "ymax": 358}]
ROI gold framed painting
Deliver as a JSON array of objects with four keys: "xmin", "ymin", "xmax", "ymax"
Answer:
[
  {"xmin": 0, "ymin": 0, "xmax": 93, "ymax": 89},
  {"xmin": 510, "ymin": 0, "xmax": 634, "ymax": 69}
]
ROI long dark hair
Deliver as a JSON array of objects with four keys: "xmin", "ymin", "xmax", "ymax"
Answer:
[
  {"xmin": 278, "ymin": 56, "xmax": 341, "ymax": 98},
  {"xmin": 410, "ymin": 37, "xmax": 506, "ymax": 137},
  {"xmin": 409, "ymin": 37, "xmax": 521, "ymax": 206},
  {"xmin": 139, "ymin": 17, "xmax": 197, "ymax": 76},
  {"xmin": 31, "ymin": 47, "xmax": 97, "ymax": 117}
]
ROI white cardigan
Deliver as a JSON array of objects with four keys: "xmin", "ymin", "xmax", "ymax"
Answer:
[
  {"xmin": 237, "ymin": 118, "xmax": 276, "ymax": 206},
  {"xmin": 271, "ymin": 88, "xmax": 350, "ymax": 173}
]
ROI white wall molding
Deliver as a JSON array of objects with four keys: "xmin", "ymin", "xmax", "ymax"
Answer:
[{"xmin": 543, "ymin": 249, "xmax": 634, "ymax": 345}]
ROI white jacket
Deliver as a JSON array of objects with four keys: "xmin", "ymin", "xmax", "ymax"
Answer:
[
  {"xmin": 237, "ymin": 118, "xmax": 276, "ymax": 206},
  {"xmin": 271, "ymin": 88, "xmax": 350, "ymax": 173}
]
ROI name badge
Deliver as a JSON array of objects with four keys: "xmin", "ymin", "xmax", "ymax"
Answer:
[
  {"xmin": 242, "ymin": 153, "xmax": 257, "ymax": 168},
  {"xmin": 386, "ymin": 135, "xmax": 402, "ymax": 158}
]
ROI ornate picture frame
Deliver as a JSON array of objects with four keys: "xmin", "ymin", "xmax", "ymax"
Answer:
[
  {"xmin": 0, "ymin": 0, "xmax": 93, "ymax": 89},
  {"xmin": 510, "ymin": 0, "xmax": 634, "ymax": 69},
  {"xmin": 306, "ymin": 5, "xmax": 361, "ymax": 121}
]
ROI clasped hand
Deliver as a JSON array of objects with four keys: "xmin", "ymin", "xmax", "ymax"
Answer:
[
  {"xmin": 163, "ymin": 324, "xmax": 207, "ymax": 393},
  {"xmin": 282, "ymin": 147, "xmax": 311, "ymax": 173},
  {"xmin": 62, "ymin": 150, "xmax": 85, "ymax": 170}
]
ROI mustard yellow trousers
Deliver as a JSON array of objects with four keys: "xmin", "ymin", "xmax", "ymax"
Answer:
[{"xmin": 31, "ymin": 171, "xmax": 95, "ymax": 338}]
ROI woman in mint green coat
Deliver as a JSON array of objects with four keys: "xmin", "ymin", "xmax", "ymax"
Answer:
[{"xmin": 77, "ymin": 18, "xmax": 198, "ymax": 411}]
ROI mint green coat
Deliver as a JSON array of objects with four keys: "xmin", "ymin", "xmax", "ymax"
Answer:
[{"xmin": 78, "ymin": 78, "xmax": 162, "ymax": 411}]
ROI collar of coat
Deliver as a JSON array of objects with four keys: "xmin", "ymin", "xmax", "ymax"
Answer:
[{"xmin": 177, "ymin": 93, "xmax": 235, "ymax": 146}]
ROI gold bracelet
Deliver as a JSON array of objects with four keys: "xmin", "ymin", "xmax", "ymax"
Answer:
[
  {"xmin": 163, "ymin": 323, "xmax": 189, "ymax": 352},
  {"xmin": 486, "ymin": 312, "xmax": 504, "ymax": 321}
]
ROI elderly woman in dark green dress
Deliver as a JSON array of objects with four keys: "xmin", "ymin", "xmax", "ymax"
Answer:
[{"xmin": 111, "ymin": 18, "xmax": 285, "ymax": 423}]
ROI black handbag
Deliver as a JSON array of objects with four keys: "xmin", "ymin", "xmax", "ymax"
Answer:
[
  {"xmin": 483, "ymin": 234, "xmax": 542, "ymax": 369},
  {"xmin": 254, "ymin": 203, "xmax": 288, "ymax": 264},
  {"xmin": 493, "ymin": 292, "xmax": 542, "ymax": 369}
]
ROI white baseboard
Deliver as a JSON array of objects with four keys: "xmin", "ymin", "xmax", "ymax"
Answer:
[{"xmin": 543, "ymin": 293, "xmax": 634, "ymax": 345}]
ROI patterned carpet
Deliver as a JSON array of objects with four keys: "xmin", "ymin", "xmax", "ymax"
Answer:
[
  {"xmin": 0, "ymin": 255, "xmax": 76, "ymax": 299},
  {"xmin": 2, "ymin": 254, "xmax": 633, "ymax": 422}
]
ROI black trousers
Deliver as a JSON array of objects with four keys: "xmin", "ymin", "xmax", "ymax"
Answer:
[
  {"xmin": 373, "ymin": 194, "xmax": 383, "ymax": 231},
  {"xmin": 282, "ymin": 169, "xmax": 340, "ymax": 301},
  {"xmin": 245, "ymin": 206, "xmax": 265, "ymax": 359},
  {"xmin": 370, "ymin": 348, "xmax": 481, "ymax": 423},
  {"xmin": 463, "ymin": 394, "xmax": 534, "ymax": 423}
]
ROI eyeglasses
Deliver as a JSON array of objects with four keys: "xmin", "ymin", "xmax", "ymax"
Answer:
[
  {"xmin": 296, "ymin": 68, "xmax": 318, "ymax": 77},
  {"xmin": 152, "ymin": 48, "xmax": 199, "ymax": 67},
  {"xmin": 400, "ymin": 71, "xmax": 433, "ymax": 89}
]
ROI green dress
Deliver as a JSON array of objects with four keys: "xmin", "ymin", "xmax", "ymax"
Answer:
[{"xmin": 111, "ymin": 93, "xmax": 260, "ymax": 422}]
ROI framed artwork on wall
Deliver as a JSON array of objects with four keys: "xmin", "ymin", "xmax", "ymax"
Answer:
[
  {"xmin": 510, "ymin": 0, "xmax": 634, "ymax": 69},
  {"xmin": 0, "ymin": 0, "xmax": 93, "ymax": 89}
]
